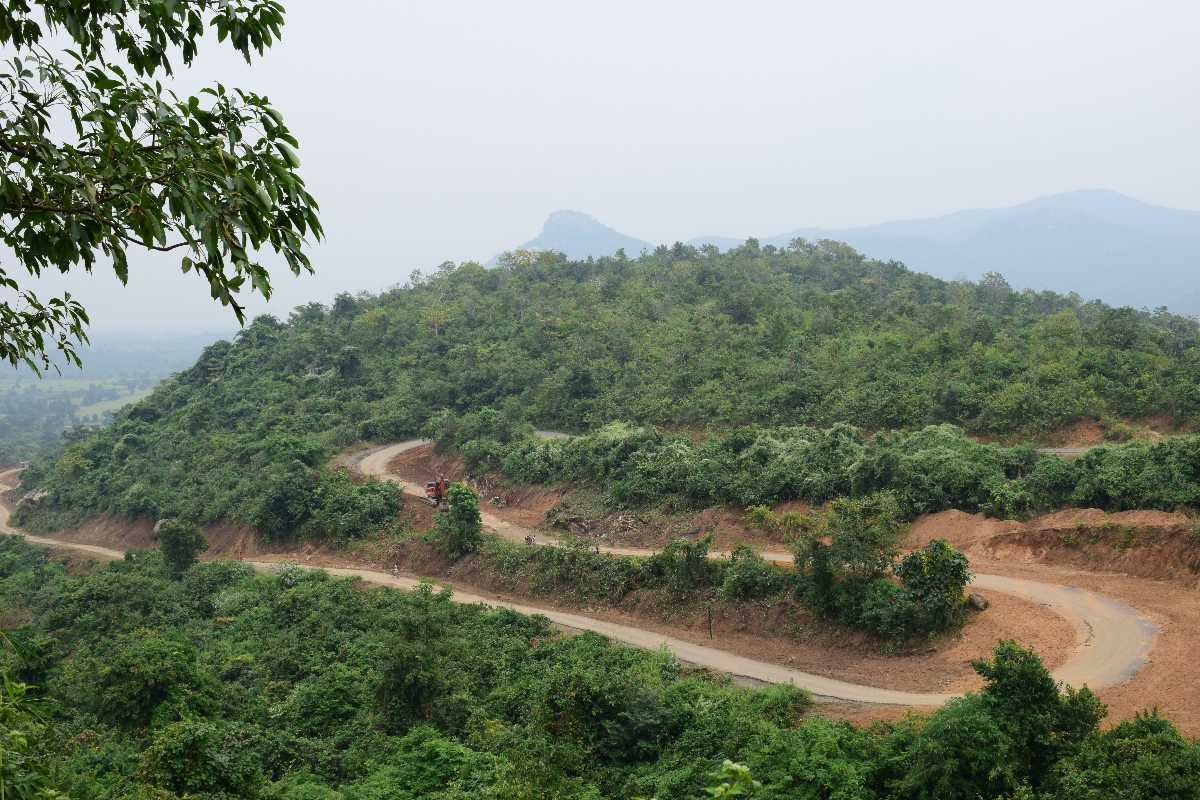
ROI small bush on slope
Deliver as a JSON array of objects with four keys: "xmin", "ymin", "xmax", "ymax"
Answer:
[
  {"xmin": 720, "ymin": 545, "xmax": 789, "ymax": 602},
  {"xmin": 156, "ymin": 519, "xmax": 208, "ymax": 578},
  {"xmin": 430, "ymin": 484, "xmax": 483, "ymax": 559}
]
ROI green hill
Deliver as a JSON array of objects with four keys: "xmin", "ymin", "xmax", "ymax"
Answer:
[{"xmin": 18, "ymin": 241, "xmax": 1200, "ymax": 536}]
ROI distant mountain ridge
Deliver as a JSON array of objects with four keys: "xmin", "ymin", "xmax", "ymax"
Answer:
[
  {"xmin": 491, "ymin": 210, "xmax": 651, "ymax": 264},
  {"xmin": 495, "ymin": 191, "xmax": 1200, "ymax": 313}
]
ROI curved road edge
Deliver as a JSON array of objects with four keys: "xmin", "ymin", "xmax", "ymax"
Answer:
[{"xmin": 9, "ymin": 530, "xmax": 952, "ymax": 706}]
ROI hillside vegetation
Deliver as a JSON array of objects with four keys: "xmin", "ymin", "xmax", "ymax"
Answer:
[
  {"xmin": 438, "ymin": 412, "xmax": 1200, "ymax": 520},
  {"xmin": 18, "ymin": 242, "xmax": 1200, "ymax": 536},
  {"xmin": 2, "ymin": 537, "xmax": 1196, "ymax": 800}
]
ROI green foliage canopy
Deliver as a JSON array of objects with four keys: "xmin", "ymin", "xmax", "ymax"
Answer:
[
  {"xmin": 0, "ymin": 0, "xmax": 321, "ymax": 371},
  {"xmin": 0, "ymin": 537, "xmax": 1194, "ymax": 799},
  {"xmin": 489, "ymin": 420, "xmax": 1200, "ymax": 520},
  {"xmin": 794, "ymin": 496, "xmax": 971, "ymax": 639},
  {"xmin": 0, "ymin": 673, "xmax": 63, "ymax": 800},
  {"xmin": 20, "ymin": 244, "xmax": 1200, "ymax": 540}
]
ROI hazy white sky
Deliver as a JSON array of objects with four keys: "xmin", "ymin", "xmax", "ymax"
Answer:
[{"xmin": 22, "ymin": 0, "xmax": 1200, "ymax": 333}]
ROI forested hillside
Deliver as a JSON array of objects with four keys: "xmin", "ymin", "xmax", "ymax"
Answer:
[
  {"xmin": 19, "ymin": 241, "xmax": 1200, "ymax": 536},
  {"xmin": 2, "ymin": 537, "xmax": 1194, "ymax": 799}
]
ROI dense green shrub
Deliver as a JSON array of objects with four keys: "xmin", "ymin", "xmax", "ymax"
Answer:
[
  {"xmin": 1068, "ymin": 438, "xmax": 1200, "ymax": 510},
  {"xmin": 301, "ymin": 471, "xmax": 404, "ymax": 542},
  {"xmin": 792, "ymin": 496, "xmax": 969, "ymax": 639},
  {"xmin": 139, "ymin": 719, "xmax": 265, "ymax": 798},
  {"xmin": 641, "ymin": 535, "xmax": 723, "ymax": 597},
  {"xmin": 0, "ymin": 676, "xmax": 65, "ymax": 798},
  {"xmin": 480, "ymin": 533, "xmax": 772, "ymax": 607},
  {"xmin": 895, "ymin": 540, "xmax": 972, "ymax": 634},
  {"xmin": 1022, "ymin": 455, "xmax": 1080, "ymax": 509},
  {"xmin": 480, "ymin": 538, "xmax": 640, "ymax": 604},
  {"xmin": 1044, "ymin": 711, "xmax": 1200, "ymax": 799},
  {"xmin": 466, "ymin": 419, "xmax": 1200, "ymax": 521},
  {"xmin": 425, "ymin": 406, "xmax": 530, "ymax": 475},
  {"xmin": 56, "ymin": 629, "xmax": 215, "ymax": 728},
  {"xmin": 899, "ymin": 641, "xmax": 1107, "ymax": 800},
  {"xmin": 744, "ymin": 504, "xmax": 809, "ymax": 536},
  {"xmin": 703, "ymin": 760, "xmax": 762, "ymax": 798},
  {"xmin": 719, "ymin": 545, "xmax": 790, "ymax": 601},
  {"xmin": 155, "ymin": 519, "xmax": 208, "ymax": 578}
]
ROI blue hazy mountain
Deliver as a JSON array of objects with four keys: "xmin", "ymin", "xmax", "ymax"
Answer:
[
  {"xmin": 760, "ymin": 190, "xmax": 1200, "ymax": 312},
  {"xmin": 494, "ymin": 210, "xmax": 651, "ymax": 263},
  {"xmin": 499, "ymin": 191, "xmax": 1200, "ymax": 313}
]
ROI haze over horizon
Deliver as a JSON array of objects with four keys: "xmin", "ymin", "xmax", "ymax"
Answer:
[{"xmin": 21, "ymin": 0, "xmax": 1200, "ymax": 334}]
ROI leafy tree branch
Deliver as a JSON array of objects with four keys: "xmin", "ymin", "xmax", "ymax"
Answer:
[{"xmin": 0, "ymin": 1, "xmax": 321, "ymax": 372}]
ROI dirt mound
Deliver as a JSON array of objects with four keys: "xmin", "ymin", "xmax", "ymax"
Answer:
[
  {"xmin": 909, "ymin": 506, "xmax": 1200, "ymax": 584},
  {"xmin": 695, "ymin": 506, "xmax": 794, "ymax": 550},
  {"xmin": 1050, "ymin": 418, "xmax": 1107, "ymax": 447},
  {"xmin": 380, "ymin": 443, "xmax": 803, "ymax": 551},
  {"xmin": 1029, "ymin": 508, "xmax": 1188, "ymax": 529},
  {"xmin": 18, "ymin": 514, "xmax": 361, "ymax": 566},
  {"xmin": 387, "ymin": 443, "xmax": 563, "ymax": 529},
  {"xmin": 41, "ymin": 515, "xmax": 158, "ymax": 551},
  {"xmin": 774, "ymin": 499, "xmax": 812, "ymax": 515},
  {"xmin": 387, "ymin": 443, "xmax": 468, "ymax": 483},
  {"xmin": 906, "ymin": 510, "xmax": 1022, "ymax": 551},
  {"xmin": 987, "ymin": 525, "xmax": 1200, "ymax": 584},
  {"xmin": 29, "ymin": 515, "xmax": 265, "ymax": 558},
  {"xmin": 999, "ymin": 508, "xmax": 1197, "ymax": 584}
]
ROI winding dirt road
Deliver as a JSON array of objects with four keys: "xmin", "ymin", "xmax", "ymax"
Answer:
[
  {"xmin": 354, "ymin": 440, "xmax": 1158, "ymax": 696},
  {"xmin": 0, "ymin": 449, "xmax": 1159, "ymax": 706}
]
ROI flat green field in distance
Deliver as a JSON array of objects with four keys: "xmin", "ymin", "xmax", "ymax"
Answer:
[
  {"xmin": 0, "ymin": 378, "xmax": 159, "ymax": 463},
  {"xmin": 0, "ymin": 330, "xmax": 218, "ymax": 463},
  {"xmin": 75, "ymin": 388, "xmax": 154, "ymax": 418}
]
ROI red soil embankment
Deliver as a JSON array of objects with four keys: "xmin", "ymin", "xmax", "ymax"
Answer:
[{"xmin": 908, "ymin": 508, "xmax": 1200, "ymax": 585}]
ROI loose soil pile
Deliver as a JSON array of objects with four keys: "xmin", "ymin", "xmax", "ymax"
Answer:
[{"xmin": 908, "ymin": 508, "xmax": 1200, "ymax": 585}]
